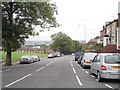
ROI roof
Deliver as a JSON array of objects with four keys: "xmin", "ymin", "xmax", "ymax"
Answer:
[{"xmin": 96, "ymin": 44, "xmax": 119, "ymax": 53}]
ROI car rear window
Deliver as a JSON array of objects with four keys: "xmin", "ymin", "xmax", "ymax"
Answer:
[
  {"xmin": 83, "ymin": 54, "xmax": 97, "ymax": 60},
  {"xmin": 105, "ymin": 55, "xmax": 120, "ymax": 64}
]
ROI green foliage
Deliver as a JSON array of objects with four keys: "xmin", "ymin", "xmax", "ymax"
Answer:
[
  {"xmin": 2, "ymin": 2, "xmax": 58, "ymax": 52},
  {"xmin": 50, "ymin": 32, "xmax": 74, "ymax": 54},
  {"xmin": 72, "ymin": 40, "xmax": 82, "ymax": 52},
  {"xmin": 91, "ymin": 43, "xmax": 103, "ymax": 51},
  {"xmin": 2, "ymin": 2, "xmax": 58, "ymax": 65}
]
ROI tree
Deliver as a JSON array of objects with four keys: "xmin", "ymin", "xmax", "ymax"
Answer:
[
  {"xmin": 50, "ymin": 32, "xmax": 74, "ymax": 54},
  {"xmin": 2, "ymin": 2, "xmax": 59, "ymax": 66},
  {"xmin": 91, "ymin": 43, "xmax": 103, "ymax": 51},
  {"xmin": 72, "ymin": 40, "xmax": 82, "ymax": 52}
]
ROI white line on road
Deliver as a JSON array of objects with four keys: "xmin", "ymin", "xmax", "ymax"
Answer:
[
  {"xmin": 46, "ymin": 63, "xmax": 51, "ymax": 67},
  {"xmin": 77, "ymin": 64, "xmax": 80, "ymax": 67},
  {"xmin": 76, "ymin": 75, "xmax": 83, "ymax": 86},
  {"xmin": 85, "ymin": 71, "xmax": 89, "ymax": 74},
  {"xmin": 82, "ymin": 69, "xmax": 84, "ymax": 71},
  {"xmin": 5, "ymin": 74, "xmax": 31, "ymax": 88},
  {"xmin": 105, "ymin": 84, "xmax": 114, "ymax": 89},
  {"xmin": 72, "ymin": 67, "xmax": 76, "ymax": 74},
  {"xmin": 36, "ymin": 67, "xmax": 45, "ymax": 72},
  {"xmin": 90, "ymin": 75, "xmax": 94, "ymax": 78},
  {"xmin": 70, "ymin": 61, "xmax": 72, "ymax": 64},
  {"xmin": 71, "ymin": 64, "xmax": 73, "ymax": 67}
]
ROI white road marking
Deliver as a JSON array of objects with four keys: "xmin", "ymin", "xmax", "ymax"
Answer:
[
  {"xmin": 70, "ymin": 61, "xmax": 72, "ymax": 64},
  {"xmin": 72, "ymin": 67, "xmax": 76, "ymax": 74},
  {"xmin": 105, "ymin": 84, "xmax": 114, "ymax": 89},
  {"xmin": 46, "ymin": 63, "xmax": 51, "ymax": 67},
  {"xmin": 82, "ymin": 69, "xmax": 84, "ymax": 71},
  {"xmin": 5, "ymin": 74, "xmax": 31, "ymax": 88},
  {"xmin": 36, "ymin": 67, "xmax": 45, "ymax": 72},
  {"xmin": 77, "ymin": 64, "xmax": 80, "ymax": 67},
  {"xmin": 76, "ymin": 75, "xmax": 83, "ymax": 86},
  {"xmin": 85, "ymin": 71, "xmax": 89, "ymax": 74},
  {"xmin": 90, "ymin": 75, "xmax": 94, "ymax": 78},
  {"xmin": 71, "ymin": 64, "xmax": 73, "ymax": 67}
]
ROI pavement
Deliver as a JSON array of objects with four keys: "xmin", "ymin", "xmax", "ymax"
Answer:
[{"xmin": 1, "ymin": 55, "xmax": 120, "ymax": 89}]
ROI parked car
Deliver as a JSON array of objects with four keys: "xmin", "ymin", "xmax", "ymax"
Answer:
[
  {"xmin": 77, "ymin": 54, "xmax": 84, "ymax": 64},
  {"xmin": 57, "ymin": 52, "xmax": 61, "ymax": 57},
  {"xmin": 81, "ymin": 53, "xmax": 97, "ymax": 68},
  {"xmin": 89, "ymin": 53, "xmax": 120, "ymax": 82},
  {"xmin": 48, "ymin": 53, "xmax": 54, "ymax": 58},
  {"xmin": 71, "ymin": 53, "xmax": 75, "ymax": 55},
  {"xmin": 75, "ymin": 52, "xmax": 83, "ymax": 61},
  {"xmin": 32, "ymin": 55, "xmax": 40, "ymax": 62},
  {"xmin": 53, "ymin": 52, "xmax": 57, "ymax": 57},
  {"xmin": 20, "ymin": 55, "xmax": 34, "ymax": 64}
]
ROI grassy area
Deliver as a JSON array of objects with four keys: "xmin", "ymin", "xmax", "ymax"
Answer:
[{"xmin": 2, "ymin": 51, "xmax": 48, "ymax": 62}]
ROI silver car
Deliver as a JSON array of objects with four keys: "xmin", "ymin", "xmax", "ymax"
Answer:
[
  {"xmin": 32, "ymin": 55, "xmax": 40, "ymax": 62},
  {"xmin": 20, "ymin": 55, "xmax": 34, "ymax": 64},
  {"xmin": 81, "ymin": 53, "xmax": 97, "ymax": 68},
  {"xmin": 48, "ymin": 53, "xmax": 54, "ymax": 58},
  {"xmin": 89, "ymin": 53, "xmax": 120, "ymax": 82}
]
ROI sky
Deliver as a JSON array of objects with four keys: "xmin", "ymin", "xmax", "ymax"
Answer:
[{"xmin": 26, "ymin": 0, "xmax": 120, "ymax": 42}]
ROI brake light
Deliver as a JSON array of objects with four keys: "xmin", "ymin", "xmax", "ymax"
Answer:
[{"xmin": 101, "ymin": 65, "xmax": 107, "ymax": 70}]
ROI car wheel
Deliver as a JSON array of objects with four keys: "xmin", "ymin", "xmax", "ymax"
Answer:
[{"xmin": 97, "ymin": 72, "xmax": 103, "ymax": 82}]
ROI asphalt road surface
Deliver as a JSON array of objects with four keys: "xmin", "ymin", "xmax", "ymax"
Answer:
[{"xmin": 2, "ymin": 55, "xmax": 120, "ymax": 89}]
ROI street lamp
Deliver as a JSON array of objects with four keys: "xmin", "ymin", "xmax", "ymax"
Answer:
[{"xmin": 78, "ymin": 24, "xmax": 86, "ymax": 44}]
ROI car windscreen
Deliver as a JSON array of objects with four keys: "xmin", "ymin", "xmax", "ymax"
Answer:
[{"xmin": 105, "ymin": 55, "xmax": 120, "ymax": 64}]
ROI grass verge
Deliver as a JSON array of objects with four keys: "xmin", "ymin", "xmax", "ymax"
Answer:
[{"xmin": 2, "ymin": 51, "xmax": 47, "ymax": 62}]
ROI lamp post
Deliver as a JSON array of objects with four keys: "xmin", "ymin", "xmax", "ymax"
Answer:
[{"xmin": 78, "ymin": 24, "xmax": 86, "ymax": 44}]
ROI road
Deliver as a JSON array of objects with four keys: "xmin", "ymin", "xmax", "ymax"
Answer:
[{"xmin": 2, "ymin": 55, "xmax": 120, "ymax": 89}]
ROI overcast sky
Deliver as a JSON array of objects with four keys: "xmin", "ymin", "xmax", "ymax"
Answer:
[{"xmin": 26, "ymin": 0, "xmax": 120, "ymax": 42}]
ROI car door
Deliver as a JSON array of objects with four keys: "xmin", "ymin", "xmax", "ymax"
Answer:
[
  {"xmin": 91, "ymin": 55, "xmax": 98, "ymax": 74},
  {"xmin": 93, "ymin": 55, "xmax": 101, "ymax": 75}
]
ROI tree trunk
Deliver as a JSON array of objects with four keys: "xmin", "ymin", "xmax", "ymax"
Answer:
[
  {"xmin": 4, "ymin": 2, "xmax": 13, "ymax": 66},
  {"xmin": 5, "ymin": 50, "xmax": 12, "ymax": 66}
]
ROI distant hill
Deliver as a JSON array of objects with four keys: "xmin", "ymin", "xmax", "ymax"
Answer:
[{"xmin": 25, "ymin": 40, "xmax": 51, "ymax": 46}]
